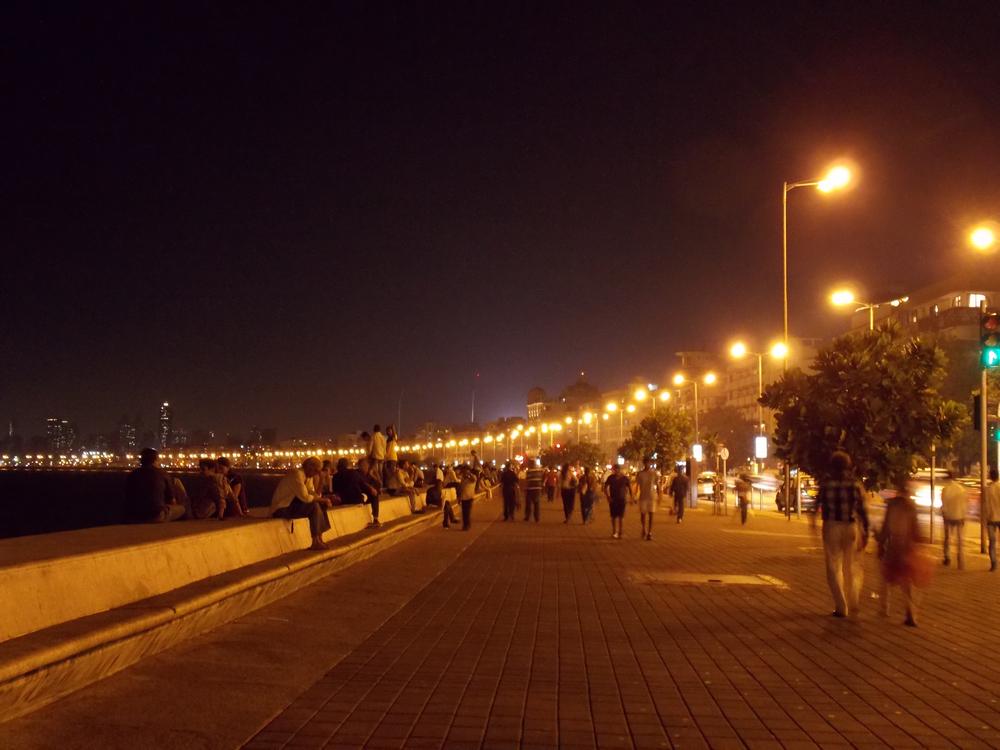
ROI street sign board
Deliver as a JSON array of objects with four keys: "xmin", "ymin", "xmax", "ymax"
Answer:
[
  {"xmin": 754, "ymin": 436, "xmax": 768, "ymax": 459},
  {"xmin": 719, "ymin": 447, "xmax": 730, "ymax": 461}
]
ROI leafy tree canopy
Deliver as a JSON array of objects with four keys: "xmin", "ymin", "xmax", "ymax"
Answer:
[
  {"xmin": 617, "ymin": 408, "xmax": 694, "ymax": 466},
  {"xmin": 540, "ymin": 439, "xmax": 604, "ymax": 468},
  {"xmin": 760, "ymin": 323, "xmax": 965, "ymax": 490}
]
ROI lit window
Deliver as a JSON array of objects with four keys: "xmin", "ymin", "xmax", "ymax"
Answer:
[
  {"xmin": 970, "ymin": 293, "xmax": 986, "ymax": 308},
  {"xmin": 953, "ymin": 295, "xmax": 962, "ymax": 308},
  {"xmin": 932, "ymin": 304, "xmax": 938, "ymax": 315}
]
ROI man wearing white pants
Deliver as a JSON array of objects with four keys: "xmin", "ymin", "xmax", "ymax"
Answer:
[{"xmin": 815, "ymin": 451, "xmax": 869, "ymax": 618}]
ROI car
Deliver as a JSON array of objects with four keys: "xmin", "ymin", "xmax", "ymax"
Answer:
[
  {"xmin": 775, "ymin": 472, "xmax": 817, "ymax": 512},
  {"xmin": 696, "ymin": 471, "xmax": 719, "ymax": 498}
]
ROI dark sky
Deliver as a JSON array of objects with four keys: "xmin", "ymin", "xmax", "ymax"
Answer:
[{"xmin": 4, "ymin": 2, "xmax": 1000, "ymax": 440}]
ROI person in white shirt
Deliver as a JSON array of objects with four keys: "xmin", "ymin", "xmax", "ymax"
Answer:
[
  {"xmin": 982, "ymin": 468, "xmax": 1000, "ymax": 572},
  {"xmin": 940, "ymin": 470, "xmax": 968, "ymax": 569},
  {"xmin": 369, "ymin": 424, "xmax": 387, "ymax": 482},
  {"xmin": 271, "ymin": 457, "xmax": 332, "ymax": 550},
  {"xmin": 635, "ymin": 457, "xmax": 661, "ymax": 541}
]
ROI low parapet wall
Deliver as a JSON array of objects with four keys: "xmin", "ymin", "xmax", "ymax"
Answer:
[
  {"xmin": 0, "ymin": 492, "xmax": 441, "ymax": 644},
  {"xmin": 0, "ymin": 488, "xmax": 473, "ymax": 722}
]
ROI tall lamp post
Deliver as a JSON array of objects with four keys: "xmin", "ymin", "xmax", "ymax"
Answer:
[
  {"xmin": 672, "ymin": 372, "xmax": 717, "ymax": 439},
  {"xmin": 782, "ymin": 163, "xmax": 852, "ymax": 519},
  {"xmin": 729, "ymin": 340, "xmax": 788, "ymax": 437},
  {"xmin": 971, "ymin": 222, "xmax": 997, "ymax": 553}
]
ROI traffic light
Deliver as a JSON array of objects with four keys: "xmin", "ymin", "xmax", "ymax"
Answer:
[{"xmin": 981, "ymin": 311, "xmax": 1000, "ymax": 368}]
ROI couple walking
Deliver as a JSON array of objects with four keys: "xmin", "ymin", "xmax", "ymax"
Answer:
[{"xmin": 557, "ymin": 463, "xmax": 598, "ymax": 524}]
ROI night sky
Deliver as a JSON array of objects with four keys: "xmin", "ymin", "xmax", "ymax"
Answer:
[{"xmin": 5, "ymin": 3, "xmax": 1000, "ymax": 440}]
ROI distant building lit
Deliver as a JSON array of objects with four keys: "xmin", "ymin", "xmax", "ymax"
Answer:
[
  {"xmin": 159, "ymin": 402, "xmax": 172, "ymax": 448},
  {"xmin": 45, "ymin": 417, "xmax": 76, "ymax": 452}
]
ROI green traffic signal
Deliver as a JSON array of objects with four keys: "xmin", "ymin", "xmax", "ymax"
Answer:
[{"xmin": 984, "ymin": 347, "xmax": 1000, "ymax": 369}]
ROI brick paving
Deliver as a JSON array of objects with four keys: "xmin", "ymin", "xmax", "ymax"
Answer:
[{"xmin": 245, "ymin": 497, "xmax": 1000, "ymax": 750}]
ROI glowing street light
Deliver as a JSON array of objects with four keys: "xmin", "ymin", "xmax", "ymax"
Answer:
[
  {"xmin": 633, "ymin": 386, "xmax": 648, "ymax": 402},
  {"xmin": 729, "ymin": 340, "xmax": 788, "ymax": 435},
  {"xmin": 671, "ymin": 372, "xmax": 717, "ymax": 437},
  {"xmin": 829, "ymin": 288, "xmax": 909, "ymax": 331},
  {"xmin": 605, "ymin": 402, "xmax": 618, "ymax": 413},
  {"xmin": 658, "ymin": 390, "xmax": 671, "ymax": 402},
  {"xmin": 970, "ymin": 224, "xmax": 997, "ymax": 253},
  {"xmin": 816, "ymin": 165, "xmax": 851, "ymax": 193}
]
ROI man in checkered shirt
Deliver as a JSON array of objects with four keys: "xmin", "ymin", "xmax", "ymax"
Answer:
[{"xmin": 814, "ymin": 451, "xmax": 870, "ymax": 618}]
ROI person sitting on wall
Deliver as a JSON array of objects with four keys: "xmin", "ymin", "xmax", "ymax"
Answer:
[
  {"xmin": 124, "ymin": 447, "xmax": 185, "ymax": 523},
  {"xmin": 216, "ymin": 456, "xmax": 249, "ymax": 516},
  {"xmin": 271, "ymin": 457, "xmax": 332, "ymax": 550},
  {"xmin": 332, "ymin": 457, "xmax": 381, "ymax": 528},
  {"xmin": 190, "ymin": 458, "xmax": 227, "ymax": 519}
]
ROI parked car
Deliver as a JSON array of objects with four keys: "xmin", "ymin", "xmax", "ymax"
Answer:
[
  {"xmin": 696, "ymin": 471, "xmax": 718, "ymax": 498},
  {"xmin": 775, "ymin": 472, "xmax": 817, "ymax": 512}
]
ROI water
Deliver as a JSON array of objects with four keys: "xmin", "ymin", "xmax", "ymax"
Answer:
[{"xmin": 0, "ymin": 469, "xmax": 284, "ymax": 539}]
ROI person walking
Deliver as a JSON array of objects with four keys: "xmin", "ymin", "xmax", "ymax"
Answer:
[
  {"xmin": 524, "ymin": 458, "xmax": 544, "ymax": 522},
  {"xmin": 984, "ymin": 468, "xmax": 1000, "ymax": 572},
  {"xmin": 579, "ymin": 466, "xmax": 598, "ymax": 524},
  {"xmin": 458, "ymin": 465, "xmax": 477, "ymax": 530},
  {"xmin": 735, "ymin": 473, "xmax": 752, "ymax": 526},
  {"xmin": 940, "ymin": 470, "xmax": 968, "ymax": 569},
  {"xmin": 876, "ymin": 485, "xmax": 922, "ymax": 626},
  {"xmin": 603, "ymin": 463, "xmax": 633, "ymax": 539},
  {"xmin": 813, "ymin": 451, "xmax": 869, "ymax": 618},
  {"xmin": 500, "ymin": 461, "xmax": 520, "ymax": 521},
  {"xmin": 544, "ymin": 467, "xmax": 558, "ymax": 503},
  {"xmin": 635, "ymin": 457, "xmax": 660, "ymax": 541},
  {"xmin": 559, "ymin": 464, "xmax": 578, "ymax": 523},
  {"xmin": 669, "ymin": 465, "xmax": 690, "ymax": 524}
]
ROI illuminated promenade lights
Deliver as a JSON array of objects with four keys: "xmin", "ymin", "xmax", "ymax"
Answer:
[{"xmin": 829, "ymin": 289, "xmax": 909, "ymax": 331}]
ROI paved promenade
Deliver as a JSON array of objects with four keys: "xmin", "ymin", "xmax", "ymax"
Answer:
[{"xmin": 4, "ymin": 496, "xmax": 1000, "ymax": 749}]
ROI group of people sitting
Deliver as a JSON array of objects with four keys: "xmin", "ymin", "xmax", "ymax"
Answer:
[
  {"xmin": 123, "ymin": 444, "xmax": 493, "ymax": 552},
  {"xmin": 124, "ymin": 448, "xmax": 250, "ymax": 524}
]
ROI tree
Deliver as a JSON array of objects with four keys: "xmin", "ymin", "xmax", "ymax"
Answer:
[
  {"xmin": 760, "ymin": 323, "xmax": 965, "ymax": 490},
  {"xmin": 617, "ymin": 408, "xmax": 694, "ymax": 465},
  {"xmin": 540, "ymin": 439, "xmax": 604, "ymax": 468}
]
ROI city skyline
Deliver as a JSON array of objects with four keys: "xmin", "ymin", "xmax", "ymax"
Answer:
[{"xmin": 4, "ymin": 5, "xmax": 1000, "ymax": 436}]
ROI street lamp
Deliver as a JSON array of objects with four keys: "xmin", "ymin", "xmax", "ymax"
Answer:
[
  {"xmin": 829, "ymin": 288, "xmax": 909, "ymax": 331},
  {"xmin": 783, "ymin": 163, "xmax": 852, "ymax": 351},
  {"xmin": 672, "ymin": 372, "xmax": 717, "ymax": 438},
  {"xmin": 729, "ymin": 340, "xmax": 788, "ymax": 436},
  {"xmin": 782, "ymin": 162, "xmax": 852, "ymax": 521},
  {"xmin": 970, "ymin": 224, "xmax": 997, "ymax": 252}
]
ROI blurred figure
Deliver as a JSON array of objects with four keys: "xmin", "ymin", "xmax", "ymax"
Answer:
[
  {"xmin": 814, "ymin": 451, "xmax": 869, "ymax": 618},
  {"xmin": 940, "ymin": 470, "xmax": 968, "ymax": 569},
  {"xmin": 354, "ymin": 457, "xmax": 383, "ymax": 527},
  {"xmin": 124, "ymin": 448, "xmax": 184, "ymax": 523},
  {"xmin": 579, "ymin": 466, "xmax": 598, "ymax": 524},
  {"xmin": 500, "ymin": 461, "xmax": 519, "ymax": 521},
  {"xmin": 318, "ymin": 460, "xmax": 334, "ymax": 496},
  {"xmin": 876, "ymin": 485, "xmax": 921, "ymax": 626},
  {"xmin": 559, "ymin": 464, "xmax": 578, "ymax": 523},
  {"xmin": 458, "ymin": 464, "xmax": 478, "ymax": 530},
  {"xmin": 190, "ymin": 459, "xmax": 226, "ymax": 519},
  {"xmin": 984, "ymin": 468, "xmax": 1000, "ymax": 571},
  {"xmin": 735, "ymin": 473, "xmax": 753, "ymax": 526},
  {"xmin": 384, "ymin": 424, "xmax": 399, "ymax": 482},
  {"xmin": 669, "ymin": 465, "xmax": 690, "ymax": 524},
  {"xmin": 443, "ymin": 463, "xmax": 460, "ymax": 491},
  {"xmin": 603, "ymin": 463, "xmax": 632, "ymax": 539},
  {"xmin": 524, "ymin": 458, "xmax": 545, "ymax": 522},
  {"xmin": 544, "ymin": 468, "xmax": 558, "ymax": 503},
  {"xmin": 332, "ymin": 457, "xmax": 380, "ymax": 526},
  {"xmin": 271, "ymin": 457, "xmax": 332, "ymax": 550},
  {"xmin": 369, "ymin": 425, "xmax": 387, "ymax": 481},
  {"xmin": 635, "ymin": 457, "xmax": 660, "ymax": 540}
]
